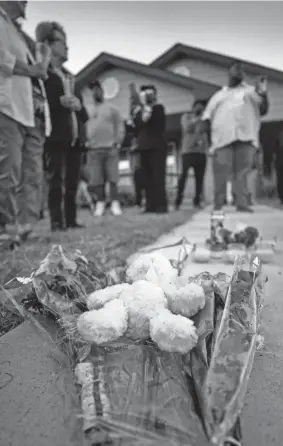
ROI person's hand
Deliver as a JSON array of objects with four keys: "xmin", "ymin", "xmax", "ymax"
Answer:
[
  {"xmin": 255, "ymin": 76, "xmax": 268, "ymax": 95},
  {"xmin": 68, "ymin": 96, "xmax": 82, "ymax": 111},
  {"xmin": 60, "ymin": 95, "xmax": 71, "ymax": 108},
  {"xmin": 113, "ymin": 142, "xmax": 121, "ymax": 150},
  {"xmin": 60, "ymin": 95, "xmax": 82, "ymax": 111},
  {"xmin": 29, "ymin": 63, "xmax": 48, "ymax": 80},
  {"xmin": 142, "ymin": 105, "xmax": 152, "ymax": 122}
]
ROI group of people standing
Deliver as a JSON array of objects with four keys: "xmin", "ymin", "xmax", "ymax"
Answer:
[
  {"xmin": 131, "ymin": 61, "xmax": 270, "ymax": 216},
  {"xmin": 175, "ymin": 62, "xmax": 269, "ymax": 213},
  {"xmin": 0, "ymin": 0, "xmax": 126, "ymax": 244},
  {"xmin": 0, "ymin": 1, "xmax": 276, "ymax": 246}
]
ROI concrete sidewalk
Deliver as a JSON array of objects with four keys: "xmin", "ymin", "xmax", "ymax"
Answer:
[
  {"xmin": 137, "ymin": 204, "xmax": 283, "ymax": 446},
  {"xmin": 0, "ymin": 204, "xmax": 282, "ymax": 446}
]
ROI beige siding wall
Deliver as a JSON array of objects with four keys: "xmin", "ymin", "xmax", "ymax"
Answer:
[
  {"xmin": 167, "ymin": 58, "xmax": 283, "ymax": 122},
  {"xmin": 80, "ymin": 67, "xmax": 196, "ymax": 119}
]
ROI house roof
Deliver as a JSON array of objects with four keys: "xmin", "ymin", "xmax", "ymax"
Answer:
[
  {"xmin": 75, "ymin": 51, "xmax": 219, "ymax": 98},
  {"xmin": 150, "ymin": 43, "xmax": 283, "ymax": 83}
]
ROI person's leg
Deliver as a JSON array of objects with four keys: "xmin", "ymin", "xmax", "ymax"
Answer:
[
  {"xmin": 39, "ymin": 172, "xmax": 48, "ymax": 220},
  {"xmin": 233, "ymin": 141, "xmax": 256, "ymax": 211},
  {"xmin": 45, "ymin": 145, "xmax": 66, "ymax": 230},
  {"xmin": 132, "ymin": 153, "xmax": 143, "ymax": 206},
  {"xmin": 193, "ymin": 153, "xmax": 207, "ymax": 207},
  {"xmin": 87, "ymin": 150, "xmax": 106, "ymax": 216},
  {"xmin": 212, "ymin": 146, "xmax": 233, "ymax": 210},
  {"xmin": 0, "ymin": 113, "xmax": 24, "ymax": 237},
  {"xmin": 18, "ymin": 117, "xmax": 45, "ymax": 237},
  {"xmin": 140, "ymin": 151, "xmax": 154, "ymax": 212},
  {"xmin": 276, "ymin": 151, "xmax": 283, "ymax": 204},
  {"xmin": 106, "ymin": 148, "xmax": 122, "ymax": 215},
  {"xmin": 65, "ymin": 147, "xmax": 82, "ymax": 228},
  {"xmin": 151, "ymin": 151, "xmax": 168, "ymax": 213},
  {"xmin": 175, "ymin": 153, "xmax": 190, "ymax": 209}
]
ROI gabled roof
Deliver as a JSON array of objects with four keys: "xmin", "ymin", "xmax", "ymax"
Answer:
[
  {"xmin": 75, "ymin": 52, "xmax": 219, "ymax": 98},
  {"xmin": 150, "ymin": 43, "xmax": 283, "ymax": 83}
]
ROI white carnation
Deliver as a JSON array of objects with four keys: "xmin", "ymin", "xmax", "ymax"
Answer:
[
  {"xmin": 165, "ymin": 282, "xmax": 206, "ymax": 318},
  {"xmin": 119, "ymin": 280, "xmax": 167, "ymax": 340},
  {"xmin": 77, "ymin": 300, "xmax": 128, "ymax": 344},
  {"xmin": 126, "ymin": 252, "xmax": 177, "ymax": 286},
  {"xmin": 150, "ymin": 309, "xmax": 198, "ymax": 354},
  {"xmin": 87, "ymin": 283, "xmax": 131, "ymax": 310}
]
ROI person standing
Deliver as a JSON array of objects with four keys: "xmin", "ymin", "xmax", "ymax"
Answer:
[
  {"xmin": 133, "ymin": 85, "xmax": 168, "ymax": 213},
  {"xmin": 86, "ymin": 80, "xmax": 125, "ymax": 217},
  {"xmin": 275, "ymin": 131, "xmax": 283, "ymax": 206},
  {"xmin": 0, "ymin": 1, "xmax": 50, "ymax": 241},
  {"xmin": 201, "ymin": 61, "xmax": 269, "ymax": 212},
  {"xmin": 36, "ymin": 21, "xmax": 88, "ymax": 231},
  {"xmin": 128, "ymin": 83, "xmax": 145, "ymax": 207},
  {"xmin": 175, "ymin": 100, "xmax": 208, "ymax": 210}
]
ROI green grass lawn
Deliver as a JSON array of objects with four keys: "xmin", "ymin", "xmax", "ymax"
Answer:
[{"xmin": 0, "ymin": 205, "xmax": 196, "ymax": 337}]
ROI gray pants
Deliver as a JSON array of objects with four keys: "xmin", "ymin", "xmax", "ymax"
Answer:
[
  {"xmin": 213, "ymin": 141, "xmax": 255, "ymax": 208},
  {"xmin": 0, "ymin": 112, "xmax": 45, "ymax": 227}
]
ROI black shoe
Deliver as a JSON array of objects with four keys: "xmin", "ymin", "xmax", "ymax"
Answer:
[
  {"xmin": 194, "ymin": 203, "xmax": 204, "ymax": 209},
  {"xmin": 51, "ymin": 222, "xmax": 66, "ymax": 232},
  {"xmin": 236, "ymin": 206, "xmax": 254, "ymax": 213},
  {"xmin": 155, "ymin": 207, "xmax": 168, "ymax": 214},
  {"xmin": 66, "ymin": 222, "xmax": 85, "ymax": 229}
]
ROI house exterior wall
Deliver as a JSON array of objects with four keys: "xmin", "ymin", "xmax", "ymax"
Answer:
[
  {"xmin": 166, "ymin": 58, "xmax": 283, "ymax": 122},
  {"xmin": 80, "ymin": 67, "xmax": 204, "ymax": 120}
]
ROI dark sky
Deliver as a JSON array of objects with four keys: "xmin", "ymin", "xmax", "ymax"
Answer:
[{"xmin": 24, "ymin": 1, "xmax": 283, "ymax": 74}]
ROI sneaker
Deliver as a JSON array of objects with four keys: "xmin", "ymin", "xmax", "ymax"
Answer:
[
  {"xmin": 0, "ymin": 225, "xmax": 10, "ymax": 241},
  {"xmin": 66, "ymin": 222, "xmax": 85, "ymax": 229},
  {"xmin": 18, "ymin": 223, "xmax": 33, "ymax": 241},
  {"xmin": 51, "ymin": 222, "xmax": 66, "ymax": 232},
  {"xmin": 94, "ymin": 201, "xmax": 106, "ymax": 217},
  {"xmin": 110, "ymin": 200, "xmax": 122, "ymax": 216}
]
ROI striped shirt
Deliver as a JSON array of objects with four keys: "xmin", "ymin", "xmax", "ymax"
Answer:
[{"xmin": 180, "ymin": 113, "xmax": 208, "ymax": 154}]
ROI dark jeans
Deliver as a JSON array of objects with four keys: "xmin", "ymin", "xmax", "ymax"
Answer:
[
  {"xmin": 45, "ymin": 143, "xmax": 81, "ymax": 226},
  {"xmin": 176, "ymin": 153, "xmax": 207, "ymax": 207},
  {"xmin": 130, "ymin": 152, "xmax": 145, "ymax": 206},
  {"xmin": 134, "ymin": 168, "xmax": 144, "ymax": 206},
  {"xmin": 140, "ymin": 150, "xmax": 167, "ymax": 213},
  {"xmin": 276, "ymin": 150, "xmax": 283, "ymax": 204}
]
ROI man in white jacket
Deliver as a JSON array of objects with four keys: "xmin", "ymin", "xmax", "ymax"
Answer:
[{"xmin": 0, "ymin": 1, "xmax": 50, "ymax": 241}]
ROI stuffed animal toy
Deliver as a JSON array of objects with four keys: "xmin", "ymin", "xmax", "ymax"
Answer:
[{"xmin": 77, "ymin": 252, "xmax": 206, "ymax": 355}]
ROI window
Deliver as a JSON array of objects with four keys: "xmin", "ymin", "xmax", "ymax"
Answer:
[
  {"xmin": 172, "ymin": 65, "xmax": 191, "ymax": 77},
  {"xmin": 101, "ymin": 77, "xmax": 120, "ymax": 100}
]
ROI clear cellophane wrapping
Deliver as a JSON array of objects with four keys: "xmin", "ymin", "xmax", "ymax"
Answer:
[{"xmin": 3, "ymin": 246, "xmax": 265, "ymax": 446}]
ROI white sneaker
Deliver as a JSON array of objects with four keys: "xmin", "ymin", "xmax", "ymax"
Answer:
[
  {"xmin": 94, "ymin": 201, "xmax": 105, "ymax": 217},
  {"xmin": 110, "ymin": 200, "xmax": 122, "ymax": 216},
  {"xmin": 17, "ymin": 223, "xmax": 33, "ymax": 241}
]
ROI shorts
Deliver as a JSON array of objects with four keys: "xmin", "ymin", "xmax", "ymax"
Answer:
[{"xmin": 87, "ymin": 147, "xmax": 119, "ymax": 186}]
